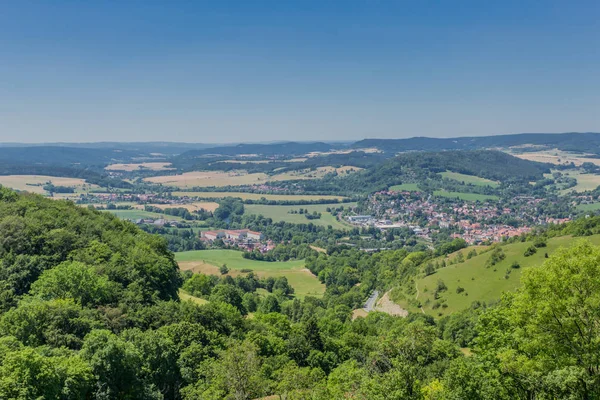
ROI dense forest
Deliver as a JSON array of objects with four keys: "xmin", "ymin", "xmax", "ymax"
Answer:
[{"xmin": 0, "ymin": 188, "xmax": 599, "ymax": 399}]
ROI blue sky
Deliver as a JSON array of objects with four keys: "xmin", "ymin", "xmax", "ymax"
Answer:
[{"xmin": 0, "ymin": 0, "xmax": 598, "ymax": 143}]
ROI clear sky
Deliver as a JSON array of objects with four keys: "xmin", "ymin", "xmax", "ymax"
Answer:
[{"xmin": 0, "ymin": 0, "xmax": 599, "ymax": 143}]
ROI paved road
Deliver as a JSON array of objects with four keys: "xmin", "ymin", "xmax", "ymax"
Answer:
[{"xmin": 364, "ymin": 290, "xmax": 379, "ymax": 312}]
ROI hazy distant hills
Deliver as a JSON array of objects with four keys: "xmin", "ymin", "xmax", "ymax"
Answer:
[{"xmin": 352, "ymin": 132, "xmax": 600, "ymax": 154}]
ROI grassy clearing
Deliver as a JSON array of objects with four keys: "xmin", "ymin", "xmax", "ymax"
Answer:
[
  {"xmin": 170, "ymin": 191, "xmax": 347, "ymax": 201},
  {"xmin": 103, "ymin": 209, "xmax": 183, "ymax": 221},
  {"xmin": 176, "ymin": 249, "xmax": 325, "ymax": 298},
  {"xmin": 179, "ymin": 290, "xmax": 209, "ymax": 305},
  {"xmin": 412, "ymin": 235, "xmax": 600, "ymax": 317},
  {"xmin": 433, "ymin": 190, "xmax": 499, "ymax": 201},
  {"xmin": 105, "ymin": 162, "xmax": 174, "ymax": 171},
  {"xmin": 440, "ymin": 171, "xmax": 499, "ymax": 187},
  {"xmin": 140, "ymin": 202, "xmax": 220, "ymax": 212},
  {"xmin": 267, "ymin": 166, "xmax": 362, "ymax": 182},
  {"xmin": 389, "ymin": 183, "xmax": 421, "ymax": 192},
  {"xmin": 244, "ymin": 203, "xmax": 355, "ymax": 230}
]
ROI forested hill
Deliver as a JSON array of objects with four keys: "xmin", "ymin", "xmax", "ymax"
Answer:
[
  {"xmin": 353, "ymin": 132, "xmax": 600, "ymax": 154},
  {"xmin": 291, "ymin": 150, "xmax": 550, "ymax": 194},
  {"xmin": 176, "ymin": 141, "xmax": 342, "ymax": 157}
]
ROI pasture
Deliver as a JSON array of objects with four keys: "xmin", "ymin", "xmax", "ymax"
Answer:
[
  {"xmin": 577, "ymin": 202, "xmax": 600, "ymax": 212},
  {"xmin": 412, "ymin": 235, "xmax": 600, "ymax": 317},
  {"xmin": 139, "ymin": 202, "xmax": 220, "ymax": 212},
  {"xmin": 440, "ymin": 171, "xmax": 499, "ymax": 187},
  {"xmin": 433, "ymin": 190, "xmax": 499, "ymax": 201},
  {"xmin": 244, "ymin": 203, "xmax": 356, "ymax": 230},
  {"xmin": 389, "ymin": 183, "xmax": 421, "ymax": 192},
  {"xmin": 176, "ymin": 249, "xmax": 325, "ymax": 298},
  {"xmin": 170, "ymin": 191, "xmax": 347, "ymax": 201},
  {"xmin": 105, "ymin": 162, "xmax": 174, "ymax": 171}
]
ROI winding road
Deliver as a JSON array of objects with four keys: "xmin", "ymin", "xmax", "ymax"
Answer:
[{"xmin": 364, "ymin": 290, "xmax": 379, "ymax": 312}]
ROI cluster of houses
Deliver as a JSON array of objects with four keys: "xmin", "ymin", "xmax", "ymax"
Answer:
[{"xmin": 200, "ymin": 229, "xmax": 274, "ymax": 252}]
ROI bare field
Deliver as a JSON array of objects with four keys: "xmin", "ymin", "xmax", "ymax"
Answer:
[
  {"xmin": 0, "ymin": 175, "xmax": 99, "ymax": 194},
  {"xmin": 510, "ymin": 149, "xmax": 600, "ymax": 166},
  {"xmin": 105, "ymin": 162, "xmax": 174, "ymax": 171},
  {"xmin": 170, "ymin": 191, "xmax": 346, "ymax": 201}
]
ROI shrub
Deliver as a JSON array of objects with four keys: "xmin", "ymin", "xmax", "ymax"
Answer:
[{"xmin": 524, "ymin": 245, "xmax": 537, "ymax": 257}]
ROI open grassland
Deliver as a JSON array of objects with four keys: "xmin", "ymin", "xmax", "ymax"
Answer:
[
  {"xmin": 244, "ymin": 203, "xmax": 356, "ymax": 230},
  {"xmin": 267, "ymin": 166, "xmax": 363, "ymax": 181},
  {"xmin": 440, "ymin": 171, "xmax": 499, "ymax": 187},
  {"xmin": 176, "ymin": 249, "xmax": 325, "ymax": 298},
  {"xmin": 103, "ymin": 209, "xmax": 183, "ymax": 221},
  {"xmin": 412, "ymin": 235, "xmax": 600, "ymax": 317},
  {"xmin": 105, "ymin": 162, "xmax": 174, "ymax": 171},
  {"xmin": 389, "ymin": 183, "xmax": 421, "ymax": 192},
  {"xmin": 433, "ymin": 190, "xmax": 499, "ymax": 201},
  {"xmin": 558, "ymin": 170, "xmax": 600, "ymax": 193},
  {"xmin": 179, "ymin": 290, "xmax": 209, "ymax": 305},
  {"xmin": 170, "ymin": 191, "xmax": 347, "ymax": 201},
  {"xmin": 0, "ymin": 175, "xmax": 100, "ymax": 195},
  {"xmin": 510, "ymin": 148, "xmax": 600, "ymax": 166}
]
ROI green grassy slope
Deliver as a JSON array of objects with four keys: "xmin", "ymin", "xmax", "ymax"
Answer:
[
  {"xmin": 440, "ymin": 171, "xmax": 500, "ymax": 187},
  {"xmin": 405, "ymin": 234, "xmax": 600, "ymax": 317}
]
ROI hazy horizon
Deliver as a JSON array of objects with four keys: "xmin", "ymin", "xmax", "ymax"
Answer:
[{"xmin": 1, "ymin": 1, "xmax": 599, "ymax": 143}]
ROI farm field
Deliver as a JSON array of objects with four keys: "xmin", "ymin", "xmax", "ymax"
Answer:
[
  {"xmin": 244, "ymin": 203, "xmax": 356, "ymax": 230},
  {"xmin": 411, "ymin": 234, "xmax": 600, "ymax": 317},
  {"xmin": 389, "ymin": 183, "xmax": 421, "ymax": 192},
  {"xmin": 139, "ymin": 202, "xmax": 220, "ymax": 212},
  {"xmin": 170, "ymin": 191, "xmax": 347, "ymax": 201},
  {"xmin": 440, "ymin": 171, "xmax": 499, "ymax": 187},
  {"xmin": 144, "ymin": 171, "xmax": 268, "ymax": 187},
  {"xmin": 433, "ymin": 190, "xmax": 499, "ymax": 201},
  {"xmin": 510, "ymin": 148, "xmax": 600, "ymax": 166},
  {"xmin": 103, "ymin": 209, "xmax": 183, "ymax": 221},
  {"xmin": 558, "ymin": 170, "xmax": 600, "ymax": 193},
  {"xmin": 144, "ymin": 167, "xmax": 361, "ymax": 188},
  {"xmin": 0, "ymin": 175, "xmax": 100, "ymax": 194},
  {"xmin": 176, "ymin": 249, "xmax": 325, "ymax": 298},
  {"xmin": 105, "ymin": 162, "xmax": 174, "ymax": 171}
]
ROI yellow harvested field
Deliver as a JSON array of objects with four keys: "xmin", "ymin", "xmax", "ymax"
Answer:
[
  {"xmin": 144, "ymin": 171, "xmax": 269, "ymax": 187},
  {"xmin": 0, "ymin": 175, "xmax": 99, "ymax": 194},
  {"xmin": 170, "ymin": 191, "xmax": 346, "ymax": 201},
  {"xmin": 510, "ymin": 149, "xmax": 600, "ymax": 166},
  {"xmin": 136, "ymin": 202, "xmax": 219, "ymax": 212},
  {"xmin": 144, "ymin": 167, "xmax": 361, "ymax": 188},
  {"xmin": 105, "ymin": 162, "xmax": 174, "ymax": 171}
]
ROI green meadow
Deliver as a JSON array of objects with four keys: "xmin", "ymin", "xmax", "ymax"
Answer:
[
  {"xmin": 440, "ymin": 171, "xmax": 500, "ymax": 187},
  {"xmin": 175, "ymin": 249, "xmax": 325, "ymax": 298},
  {"xmin": 389, "ymin": 183, "xmax": 421, "ymax": 192},
  {"xmin": 243, "ymin": 203, "xmax": 355, "ymax": 230},
  {"xmin": 433, "ymin": 190, "xmax": 499, "ymax": 201},
  {"xmin": 103, "ymin": 209, "xmax": 183, "ymax": 221}
]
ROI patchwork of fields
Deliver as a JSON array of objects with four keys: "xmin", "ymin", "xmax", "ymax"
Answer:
[
  {"xmin": 176, "ymin": 249, "xmax": 325, "ymax": 298},
  {"xmin": 105, "ymin": 162, "xmax": 174, "ymax": 171},
  {"xmin": 0, "ymin": 175, "xmax": 99, "ymax": 194},
  {"xmin": 244, "ymin": 203, "xmax": 356, "ymax": 229}
]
